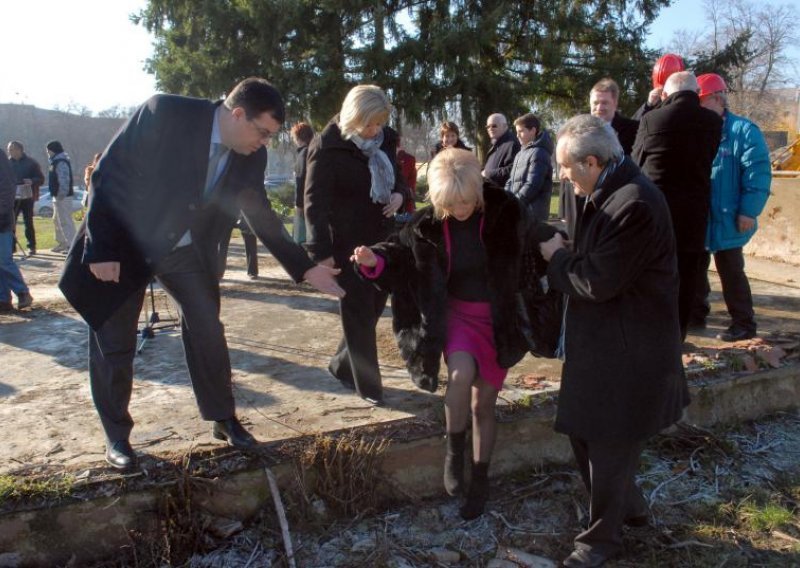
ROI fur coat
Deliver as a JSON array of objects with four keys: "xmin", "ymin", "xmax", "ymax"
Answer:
[{"xmin": 361, "ymin": 183, "xmax": 529, "ymax": 391}]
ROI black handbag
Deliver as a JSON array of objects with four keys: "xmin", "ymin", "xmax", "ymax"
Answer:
[{"xmin": 516, "ymin": 233, "xmax": 564, "ymax": 359}]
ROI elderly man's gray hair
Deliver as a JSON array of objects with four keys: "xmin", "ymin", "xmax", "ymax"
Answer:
[
  {"xmin": 663, "ymin": 71, "xmax": 699, "ymax": 97},
  {"xmin": 557, "ymin": 114, "xmax": 623, "ymax": 166}
]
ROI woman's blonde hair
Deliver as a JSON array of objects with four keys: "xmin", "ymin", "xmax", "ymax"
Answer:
[
  {"xmin": 427, "ymin": 148, "xmax": 484, "ymax": 219},
  {"xmin": 339, "ymin": 85, "xmax": 392, "ymax": 139}
]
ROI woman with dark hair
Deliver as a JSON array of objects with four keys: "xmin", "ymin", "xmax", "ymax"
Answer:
[
  {"xmin": 290, "ymin": 122, "xmax": 314, "ymax": 244},
  {"xmin": 304, "ymin": 85, "xmax": 408, "ymax": 406},
  {"xmin": 352, "ymin": 148, "xmax": 539, "ymax": 519},
  {"xmin": 431, "ymin": 121, "xmax": 471, "ymax": 157}
]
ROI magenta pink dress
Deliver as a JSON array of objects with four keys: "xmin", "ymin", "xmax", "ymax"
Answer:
[{"xmin": 444, "ymin": 298, "xmax": 506, "ymax": 391}]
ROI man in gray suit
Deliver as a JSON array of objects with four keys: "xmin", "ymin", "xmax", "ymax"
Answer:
[{"xmin": 59, "ymin": 78, "xmax": 343, "ymax": 470}]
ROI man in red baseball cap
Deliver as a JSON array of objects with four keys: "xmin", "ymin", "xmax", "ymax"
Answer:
[{"xmin": 690, "ymin": 73, "xmax": 772, "ymax": 341}]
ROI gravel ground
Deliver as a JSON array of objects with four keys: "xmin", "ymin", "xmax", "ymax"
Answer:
[{"xmin": 121, "ymin": 411, "xmax": 800, "ymax": 568}]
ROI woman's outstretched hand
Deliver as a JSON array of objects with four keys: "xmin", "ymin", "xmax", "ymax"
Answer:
[{"xmin": 351, "ymin": 246, "xmax": 377, "ymax": 267}]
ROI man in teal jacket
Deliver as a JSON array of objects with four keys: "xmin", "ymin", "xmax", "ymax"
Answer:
[{"xmin": 692, "ymin": 74, "xmax": 771, "ymax": 341}]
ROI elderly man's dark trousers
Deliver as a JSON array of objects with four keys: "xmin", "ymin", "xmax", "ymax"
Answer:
[
  {"xmin": 569, "ymin": 436, "xmax": 647, "ymax": 558},
  {"xmin": 88, "ymin": 245, "xmax": 235, "ymax": 443}
]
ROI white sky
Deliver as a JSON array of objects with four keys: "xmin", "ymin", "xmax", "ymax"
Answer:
[
  {"xmin": 4, "ymin": 0, "xmax": 794, "ymax": 114},
  {"xmin": 4, "ymin": 0, "xmax": 156, "ymax": 112}
]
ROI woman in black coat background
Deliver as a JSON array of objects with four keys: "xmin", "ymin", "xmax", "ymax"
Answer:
[
  {"xmin": 352, "ymin": 149, "xmax": 531, "ymax": 520},
  {"xmin": 304, "ymin": 85, "xmax": 407, "ymax": 406}
]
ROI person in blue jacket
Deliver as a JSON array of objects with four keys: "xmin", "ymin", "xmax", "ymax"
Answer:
[
  {"xmin": 691, "ymin": 73, "xmax": 772, "ymax": 341},
  {"xmin": 505, "ymin": 113, "xmax": 553, "ymax": 222}
]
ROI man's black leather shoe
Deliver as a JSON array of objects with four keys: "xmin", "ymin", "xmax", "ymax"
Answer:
[
  {"xmin": 624, "ymin": 514, "xmax": 649, "ymax": 527},
  {"xmin": 213, "ymin": 417, "xmax": 258, "ymax": 449},
  {"xmin": 106, "ymin": 440, "xmax": 137, "ymax": 470},
  {"xmin": 562, "ymin": 548, "xmax": 609, "ymax": 567},
  {"xmin": 717, "ymin": 326, "xmax": 756, "ymax": 342}
]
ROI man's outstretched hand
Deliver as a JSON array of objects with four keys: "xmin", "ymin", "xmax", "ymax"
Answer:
[
  {"xmin": 303, "ymin": 264, "xmax": 345, "ymax": 298},
  {"xmin": 90, "ymin": 261, "xmax": 121, "ymax": 283}
]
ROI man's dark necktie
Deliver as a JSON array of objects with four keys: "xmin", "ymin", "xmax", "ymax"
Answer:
[{"xmin": 204, "ymin": 143, "xmax": 228, "ymax": 199}]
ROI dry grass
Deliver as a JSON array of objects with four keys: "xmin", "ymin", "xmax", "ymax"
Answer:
[{"xmin": 294, "ymin": 431, "xmax": 391, "ymax": 519}]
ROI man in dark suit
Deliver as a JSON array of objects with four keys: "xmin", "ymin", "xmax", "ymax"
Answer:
[
  {"xmin": 59, "ymin": 78, "xmax": 344, "ymax": 470},
  {"xmin": 633, "ymin": 71, "xmax": 722, "ymax": 340},
  {"xmin": 589, "ymin": 78, "xmax": 639, "ymax": 155},
  {"xmin": 540, "ymin": 115, "xmax": 688, "ymax": 568},
  {"xmin": 561, "ymin": 78, "xmax": 640, "ymax": 239}
]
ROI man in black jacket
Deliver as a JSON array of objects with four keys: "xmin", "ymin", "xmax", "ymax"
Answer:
[
  {"xmin": 482, "ymin": 113, "xmax": 520, "ymax": 187},
  {"xmin": 589, "ymin": 78, "xmax": 639, "ymax": 155},
  {"xmin": 541, "ymin": 115, "xmax": 688, "ymax": 568},
  {"xmin": 0, "ymin": 148, "xmax": 33, "ymax": 311},
  {"xmin": 7, "ymin": 141, "xmax": 45, "ymax": 255},
  {"xmin": 59, "ymin": 78, "xmax": 344, "ymax": 470},
  {"xmin": 633, "ymin": 71, "xmax": 722, "ymax": 340}
]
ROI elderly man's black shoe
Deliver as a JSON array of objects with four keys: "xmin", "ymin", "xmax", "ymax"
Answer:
[
  {"xmin": 213, "ymin": 417, "xmax": 257, "ymax": 448},
  {"xmin": 106, "ymin": 440, "xmax": 137, "ymax": 470},
  {"xmin": 562, "ymin": 548, "xmax": 609, "ymax": 567}
]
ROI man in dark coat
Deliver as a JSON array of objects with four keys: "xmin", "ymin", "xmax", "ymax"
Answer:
[
  {"xmin": 589, "ymin": 78, "xmax": 639, "ymax": 155},
  {"xmin": 59, "ymin": 78, "xmax": 343, "ymax": 471},
  {"xmin": 540, "ymin": 115, "xmax": 689, "ymax": 568},
  {"xmin": 561, "ymin": 79, "xmax": 638, "ymax": 236},
  {"xmin": 482, "ymin": 113, "xmax": 520, "ymax": 187},
  {"xmin": 7, "ymin": 141, "xmax": 45, "ymax": 255},
  {"xmin": 0, "ymin": 148, "xmax": 33, "ymax": 311},
  {"xmin": 633, "ymin": 71, "xmax": 722, "ymax": 340}
]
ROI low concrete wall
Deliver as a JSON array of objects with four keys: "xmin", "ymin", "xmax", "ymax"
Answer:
[
  {"xmin": 745, "ymin": 178, "xmax": 800, "ymax": 265},
  {"xmin": 1, "ymin": 366, "xmax": 798, "ymax": 567}
]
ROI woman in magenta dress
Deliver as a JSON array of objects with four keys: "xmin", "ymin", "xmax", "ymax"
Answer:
[{"xmin": 352, "ymin": 148, "xmax": 531, "ymax": 519}]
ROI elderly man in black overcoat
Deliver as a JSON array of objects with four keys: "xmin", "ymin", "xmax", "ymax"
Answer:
[
  {"xmin": 632, "ymin": 71, "xmax": 722, "ymax": 340},
  {"xmin": 540, "ymin": 115, "xmax": 689, "ymax": 568},
  {"xmin": 59, "ymin": 78, "xmax": 343, "ymax": 470}
]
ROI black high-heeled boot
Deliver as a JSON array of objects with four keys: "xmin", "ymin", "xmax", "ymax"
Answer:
[
  {"xmin": 443, "ymin": 431, "xmax": 466, "ymax": 496},
  {"xmin": 460, "ymin": 461, "xmax": 490, "ymax": 520}
]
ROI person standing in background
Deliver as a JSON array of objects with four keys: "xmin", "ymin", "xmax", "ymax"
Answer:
[
  {"xmin": 396, "ymin": 136, "xmax": 417, "ymax": 220},
  {"xmin": 482, "ymin": 113, "xmax": 520, "ymax": 187},
  {"xmin": 432, "ymin": 121, "xmax": 471, "ymax": 157},
  {"xmin": 290, "ymin": 122, "xmax": 314, "ymax": 245},
  {"xmin": 692, "ymin": 73, "xmax": 772, "ymax": 342},
  {"xmin": 45, "ymin": 140, "xmax": 77, "ymax": 254},
  {"xmin": 633, "ymin": 71, "xmax": 722, "ymax": 341},
  {"xmin": 7, "ymin": 141, "xmax": 45, "ymax": 255},
  {"xmin": 83, "ymin": 153, "xmax": 102, "ymax": 207},
  {"xmin": 0, "ymin": 147, "xmax": 33, "ymax": 311},
  {"xmin": 588, "ymin": 79, "xmax": 639, "ymax": 155},
  {"xmin": 505, "ymin": 113, "xmax": 554, "ymax": 223}
]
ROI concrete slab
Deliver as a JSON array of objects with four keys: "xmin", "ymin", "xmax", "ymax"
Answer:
[{"xmin": 1, "ymin": 239, "xmax": 798, "ymax": 479}]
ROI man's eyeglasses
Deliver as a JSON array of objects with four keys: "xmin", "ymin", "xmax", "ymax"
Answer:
[
  {"xmin": 248, "ymin": 118, "xmax": 278, "ymax": 140},
  {"xmin": 486, "ymin": 124, "xmax": 499, "ymax": 129}
]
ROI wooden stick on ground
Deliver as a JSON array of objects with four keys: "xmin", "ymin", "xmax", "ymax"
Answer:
[{"xmin": 266, "ymin": 467, "xmax": 296, "ymax": 568}]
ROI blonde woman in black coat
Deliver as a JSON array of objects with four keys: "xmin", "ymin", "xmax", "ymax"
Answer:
[
  {"xmin": 304, "ymin": 85, "xmax": 407, "ymax": 406},
  {"xmin": 352, "ymin": 149, "xmax": 531, "ymax": 519}
]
